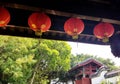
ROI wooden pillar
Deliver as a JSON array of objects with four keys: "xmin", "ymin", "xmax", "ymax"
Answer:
[
  {"xmin": 89, "ymin": 64, "xmax": 92, "ymax": 74},
  {"xmin": 82, "ymin": 66, "xmax": 86, "ymax": 78}
]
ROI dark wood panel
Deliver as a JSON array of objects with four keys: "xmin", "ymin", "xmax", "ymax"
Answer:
[{"xmin": 0, "ymin": 0, "xmax": 120, "ymax": 45}]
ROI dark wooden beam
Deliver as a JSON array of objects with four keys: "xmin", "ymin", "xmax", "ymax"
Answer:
[
  {"xmin": 0, "ymin": 25, "xmax": 108, "ymax": 45},
  {"xmin": 1, "ymin": 2, "xmax": 120, "ymax": 25}
]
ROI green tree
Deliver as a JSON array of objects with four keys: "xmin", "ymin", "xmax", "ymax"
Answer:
[
  {"xmin": 29, "ymin": 40, "xmax": 71, "ymax": 84},
  {"xmin": 70, "ymin": 54, "xmax": 118, "ymax": 70},
  {"xmin": 70, "ymin": 54, "xmax": 94, "ymax": 68},
  {"xmin": 0, "ymin": 36, "xmax": 37, "ymax": 84},
  {"xmin": 0, "ymin": 35, "xmax": 71, "ymax": 84}
]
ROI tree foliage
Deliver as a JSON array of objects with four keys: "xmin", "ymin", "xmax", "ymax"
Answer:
[
  {"xmin": 0, "ymin": 36, "xmax": 36, "ymax": 84},
  {"xmin": 29, "ymin": 40, "xmax": 71, "ymax": 84},
  {"xmin": 70, "ymin": 54, "xmax": 119, "ymax": 70},
  {"xmin": 0, "ymin": 35, "xmax": 71, "ymax": 84}
]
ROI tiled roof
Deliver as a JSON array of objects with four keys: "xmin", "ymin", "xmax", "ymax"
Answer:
[
  {"xmin": 69, "ymin": 58, "xmax": 104, "ymax": 72},
  {"xmin": 105, "ymin": 69, "xmax": 120, "ymax": 78},
  {"xmin": 90, "ymin": 66, "xmax": 108, "ymax": 78}
]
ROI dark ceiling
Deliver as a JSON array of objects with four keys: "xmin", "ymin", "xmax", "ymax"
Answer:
[{"xmin": 0, "ymin": 0, "xmax": 120, "ymax": 45}]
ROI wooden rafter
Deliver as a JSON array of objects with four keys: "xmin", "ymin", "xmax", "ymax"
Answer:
[{"xmin": 1, "ymin": 2, "xmax": 120, "ymax": 25}]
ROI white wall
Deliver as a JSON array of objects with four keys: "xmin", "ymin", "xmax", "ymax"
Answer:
[
  {"xmin": 106, "ymin": 76, "xmax": 119, "ymax": 84},
  {"xmin": 51, "ymin": 79, "xmax": 74, "ymax": 84},
  {"xmin": 67, "ymin": 80, "xmax": 74, "ymax": 84},
  {"xmin": 91, "ymin": 70, "xmax": 107, "ymax": 84}
]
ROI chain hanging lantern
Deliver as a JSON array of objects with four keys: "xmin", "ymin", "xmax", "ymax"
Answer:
[
  {"xmin": 93, "ymin": 22, "xmax": 114, "ymax": 42},
  {"xmin": 28, "ymin": 12, "xmax": 51, "ymax": 36},
  {"xmin": 0, "ymin": 6, "xmax": 10, "ymax": 27},
  {"xmin": 64, "ymin": 18, "xmax": 84, "ymax": 39}
]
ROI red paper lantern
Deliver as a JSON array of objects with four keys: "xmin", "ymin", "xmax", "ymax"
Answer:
[
  {"xmin": 28, "ymin": 13, "xmax": 51, "ymax": 36},
  {"xmin": 0, "ymin": 7, "xmax": 10, "ymax": 27},
  {"xmin": 93, "ymin": 22, "xmax": 114, "ymax": 42},
  {"xmin": 64, "ymin": 18, "xmax": 84, "ymax": 39}
]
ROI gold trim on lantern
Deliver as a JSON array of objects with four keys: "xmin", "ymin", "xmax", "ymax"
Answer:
[
  {"xmin": 102, "ymin": 37, "xmax": 109, "ymax": 43},
  {"xmin": 41, "ymin": 24, "xmax": 46, "ymax": 29},
  {"xmin": 35, "ymin": 30, "xmax": 42, "ymax": 36},
  {"xmin": 0, "ymin": 21, "xmax": 5, "ymax": 24},
  {"xmin": 72, "ymin": 35, "xmax": 78, "ymax": 39},
  {"xmin": 32, "ymin": 24, "xmax": 37, "ymax": 28}
]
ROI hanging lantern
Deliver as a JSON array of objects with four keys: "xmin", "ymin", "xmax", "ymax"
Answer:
[
  {"xmin": 0, "ymin": 6, "xmax": 10, "ymax": 27},
  {"xmin": 93, "ymin": 22, "xmax": 114, "ymax": 42},
  {"xmin": 64, "ymin": 18, "xmax": 84, "ymax": 39},
  {"xmin": 28, "ymin": 12, "xmax": 51, "ymax": 36}
]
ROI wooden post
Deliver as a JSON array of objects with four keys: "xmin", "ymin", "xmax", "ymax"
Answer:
[{"xmin": 83, "ymin": 67, "xmax": 86, "ymax": 78}]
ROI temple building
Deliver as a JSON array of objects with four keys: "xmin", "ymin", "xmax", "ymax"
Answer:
[
  {"xmin": 68, "ymin": 58, "xmax": 120, "ymax": 84},
  {"xmin": 69, "ymin": 58, "xmax": 104, "ymax": 84}
]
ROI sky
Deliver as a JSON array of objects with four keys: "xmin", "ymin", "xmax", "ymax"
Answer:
[{"xmin": 68, "ymin": 42, "xmax": 120, "ymax": 66}]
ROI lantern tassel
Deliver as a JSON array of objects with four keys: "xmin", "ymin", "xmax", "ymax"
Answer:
[
  {"xmin": 35, "ymin": 30, "xmax": 42, "ymax": 36},
  {"xmin": 102, "ymin": 37, "xmax": 109, "ymax": 43},
  {"xmin": 72, "ymin": 35, "xmax": 78, "ymax": 40}
]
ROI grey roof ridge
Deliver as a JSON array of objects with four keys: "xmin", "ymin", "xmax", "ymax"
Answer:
[{"xmin": 90, "ymin": 66, "xmax": 108, "ymax": 78}]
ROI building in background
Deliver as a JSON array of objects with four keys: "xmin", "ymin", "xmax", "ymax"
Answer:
[
  {"xmin": 69, "ymin": 58, "xmax": 104, "ymax": 84},
  {"xmin": 68, "ymin": 58, "xmax": 120, "ymax": 84}
]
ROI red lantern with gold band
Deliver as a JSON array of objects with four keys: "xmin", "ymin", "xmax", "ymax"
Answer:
[
  {"xmin": 28, "ymin": 12, "xmax": 51, "ymax": 36},
  {"xmin": 0, "ymin": 7, "xmax": 10, "ymax": 27},
  {"xmin": 93, "ymin": 22, "xmax": 114, "ymax": 42},
  {"xmin": 64, "ymin": 18, "xmax": 84, "ymax": 39}
]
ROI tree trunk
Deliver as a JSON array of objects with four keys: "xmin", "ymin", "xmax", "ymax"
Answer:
[
  {"xmin": 0, "ymin": 80, "xmax": 8, "ymax": 84},
  {"xmin": 47, "ymin": 80, "xmax": 51, "ymax": 84},
  {"xmin": 29, "ymin": 59, "xmax": 40, "ymax": 84},
  {"xmin": 30, "ymin": 71, "xmax": 36, "ymax": 84},
  {"xmin": 72, "ymin": 80, "xmax": 75, "ymax": 84}
]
